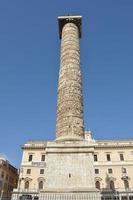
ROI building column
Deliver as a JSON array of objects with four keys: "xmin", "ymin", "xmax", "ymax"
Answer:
[{"xmin": 56, "ymin": 16, "xmax": 84, "ymax": 141}]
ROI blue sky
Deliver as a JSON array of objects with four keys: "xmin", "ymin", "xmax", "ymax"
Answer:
[{"xmin": 0, "ymin": 1, "xmax": 133, "ymax": 167}]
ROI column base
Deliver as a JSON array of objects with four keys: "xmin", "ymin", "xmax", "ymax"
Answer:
[{"xmin": 55, "ymin": 135, "xmax": 85, "ymax": 142}]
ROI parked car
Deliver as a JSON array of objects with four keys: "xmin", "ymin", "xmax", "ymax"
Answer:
[{"xmin": 19, "ymin": 195, "xmax": 32, "ymax": 200}]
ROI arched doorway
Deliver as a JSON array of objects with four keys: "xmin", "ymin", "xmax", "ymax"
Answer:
[
  {"xmin": 95, "ymin": 181, "xmax": 100, "ymax": 190},
  {"xmin": 24, "ymin": 181, "xmax": 29, "ymax": 189},
  {"xmin": 38, "ymin": 181, "xmax": 43, "ymax": 190},
  {"xmin": 110, "ymin": 180, "xmax": 115, "ymax": 190},
  {"xmin": 124, "ymin": 179, "xmax": 129, "ymax": 189}
]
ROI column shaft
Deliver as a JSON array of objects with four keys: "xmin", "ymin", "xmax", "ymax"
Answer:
[{"xmin": 56, "ymin": 22, "xmax": 84, "ymax": 141}]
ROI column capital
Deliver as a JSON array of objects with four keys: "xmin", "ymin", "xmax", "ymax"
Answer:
[{"xmin": 58, "ymin": 15, "xmax": 82, "ymax": 39}]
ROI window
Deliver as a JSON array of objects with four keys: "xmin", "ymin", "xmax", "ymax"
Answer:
[
  {"xmin": 4, "ymin": 183, "xmax": 7, "ymax": 190},
  {"xmin": 122, "ymin": 167, "xmax": 127, "ymax": 173},
  {"xmin": 1, "ymin": 171, "xmax": 4, "ymax": 178},
  {"xmin": 40, "ymin": 169, "xmax": 44, "ymax": 174},
  {"xmin": 95, "ymin": 181, "xmax": 100, "ymax": 190},
  {"xmin": 27, "ymin": 169, "xmax": 31, "ymax": 174},
  {"xmin": 28, "ymin": 155, "xmax": 33, "ymax": 162},
  {"xmin": 38, "ymin": 181, "xmax": 43, "ymax": 189},
  {"xmin": 25, "ymin": 181, "xmax": 29, "ymax": 189},
  {"xmin": 6, "ymin": 175, "xmax": 9, "ymax": 181},
  {"xmin": 0, "ymin": 181, "xmax": 2, "ymax": 187},
  {"xmin": 41, "ymin": 155, "xmax": 45, "ymax": 161},
  {"xmin": 95, "ymin": 169, "xmax": 99, "ymax": 174},
  {"xmin": 120, "ymin": 154, "xmax": 124, "ymax": 161},
  {"xmin": 108, "ymin": 168, "xmax": 113, "ymax": 174},
  {"xmin": 9, "ymin": 176, "xmax": 14, "ymax": 183},
  {"xmin": 94, "ymin": 154, "xmax": 98, "ymax": 162},
  {"xmin": 107, "ymin": 154, "xmax": 111, "ymax": 161}
]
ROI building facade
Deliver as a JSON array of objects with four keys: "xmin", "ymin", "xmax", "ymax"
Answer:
[
  {"xmin": 0, "ymin": 156, "xmax": 18, "ymax": 198},
  {"xmin": 94, "ymin": 139, "xmax": 133, "ymax": 193},
  {"xmin": 13, "ymin": 135, "xmax": 133, "ymax": 193},
  {"xmin": 12, "ymin": 15, "xmax": 133, "ymax": 200}
]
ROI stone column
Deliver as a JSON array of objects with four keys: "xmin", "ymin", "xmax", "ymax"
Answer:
[{"xmin": 56, "ymin": 16, "xmax": 85, "ymax": 141}]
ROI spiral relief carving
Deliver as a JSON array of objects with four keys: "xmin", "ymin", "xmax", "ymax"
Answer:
[{"xmin": 56, "ymin": 22, "xmax": 84, "ymax": 140}]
